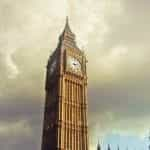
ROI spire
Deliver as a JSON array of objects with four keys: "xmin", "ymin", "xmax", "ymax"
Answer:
[
  {"xmin": 97, "ymin": 140, "xmax": 101, "ymax": 150},
  {"xmin": 108, "ymin": 144, "xmax": 111, "ymax": 150},
  {"xmin": 117, "ymin": 145, "xmax": 120, "ymax": 150},
  {"xmin": 66, "ymin": 16, "xmax": 69, "ymax": 24},
  {"xmin": 59, "ymin": 16, "xmax": 76, "ymax": 47},
  {"xmin": 63, "ymin": 16, "xmax": 73, "ymax": 34},
  {"xmin": 59, "ymin": 16, "xmax": 75, "ymax": 38}
]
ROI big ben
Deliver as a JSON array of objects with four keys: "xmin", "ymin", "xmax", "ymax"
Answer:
[{"xmin": 41, "ymin": 17, "xmax": 89, "ymax": 150}]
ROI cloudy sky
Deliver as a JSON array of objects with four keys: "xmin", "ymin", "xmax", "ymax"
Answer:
[{"xmin": 0, "ymin": 0, "xmax": 150, "ymax": 149}]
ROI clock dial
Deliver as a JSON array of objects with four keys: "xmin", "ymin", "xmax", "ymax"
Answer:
[
  {"xmin": 49, "ymin": 60, "xmax": 56, "ymax": 75},
  {"xmin": 67, "ymin": 56, "xmax": 82, "ymax": 73}
]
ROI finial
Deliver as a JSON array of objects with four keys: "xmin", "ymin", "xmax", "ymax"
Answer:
[
  {"xmin": 66, "ymin": 16, "xmax": 69, "ymax": 25},
  {"xmin": 117, "ymin": 145, "xmax": 120, "ymax": 150},
  {"xmin": 148, "ymin": 131, "xmax": 150, "ymax": 150},
  {"xmin": 108, "ymin": 144, "xmax": 111, "ymax": 150},
  {"xmin": 97, "ymin": 139, "xmax": 101, "ymax": 150},
  {"xmin": 65, "ymin": 16, "xmax": 70, "ymax": 30}
]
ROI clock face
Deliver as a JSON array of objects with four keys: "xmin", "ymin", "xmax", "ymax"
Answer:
[
  {"xmin": 67, "ymin": 56, "xmax": 82, "ymax": 73},
  {"xmin": 49, "ymin": 60, "xmax": 56, "ymax": 75}
]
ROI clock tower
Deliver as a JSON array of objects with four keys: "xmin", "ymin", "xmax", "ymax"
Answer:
[{"xmin": 41, "ymin": 17, "xmax": 89, "ymax": 150}]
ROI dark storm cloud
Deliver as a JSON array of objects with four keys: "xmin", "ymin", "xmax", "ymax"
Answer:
[
  {"xmin": 89, "ymin": 80, "xmax": 150, "ymax": 120},
  {"xmin": 0, "ymin": 92, "xmax": 44, "ymax": 150}
]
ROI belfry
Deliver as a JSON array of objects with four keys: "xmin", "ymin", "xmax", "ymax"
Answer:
[{"xmin": 41, "ymin": 17, "xmax": 89, "ymax": 150}]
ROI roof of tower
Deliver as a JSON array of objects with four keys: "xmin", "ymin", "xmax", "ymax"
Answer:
[
  {"xmin": 60, "ymin": 16, "xmax": 75, "ymax": 39},
  {"xmin": 117, "ymin": 145, "xmax": 120, "ymax": 150},
  {"xmin": 97, "ymin": 140, "xmax": 101, "ymax": 150},
  {"xmin": 58, "ymin": 16, "xmax": 77, "ymax": 48},
  {"xmin": 108, "ymin": 144, "xmax": 111, "ymax": 150}
]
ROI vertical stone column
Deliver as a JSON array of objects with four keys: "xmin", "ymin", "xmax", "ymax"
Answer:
[
  {"xmin": 74, "ymin": 129, "xmax": 76, "ymax": 150},
  {"xmin": 72, "ymin": 81, "xmax": 74, "ymax": 103},
  {"xmin": 81, "ymin": 83, "xmax": 85, "ymax": 150},
  {"xmin": 64, "ymin": 115, "xmax": 66, "ymax": 149},
  {"xmin": 71, "ymin": 82, "xmax": 73, "ymax": 123},
  {"xmin": 77, "ymin": 83, "xmax": 79, "ymax": 150},
  {"xmin": 68, "ymin": 127, "xmax": 70, "ymax": 150},
  {"xmin": 64, "ymin": 79, "xmax": 67, "ymax": 149},
  {"xmin": 66, "ymin": 120, "xmax": 68, "ymax": 149},
  {"xmin": 79, "ymin": 84, "xmax": 81, "ymax": 150},
  {"xmin": 57, "ymin": 74, "xmax": 63, "ymax": 149},
  {"xmin": 77, "ymin": 129, "xmax": 80, "ymax": 150},
  {"xmin": 75, "ymin": 82, "xmax": 77, "ymax": 150},
  {"xmin": 75, "ymin": 83, "xmax": 77, "ymax": 150},
  {"xmin": 66, "ymin": 81, "xmax": 69, "ymax": 150},
  {"xmin": 85, "ymin": 81, "xmax": 89, "ymax": 150},
  {"xmin": 68, "ymin": 80, "xmax": 70, "ymax": 123},
  {"xmin": 80, "ymin": 108, "xmax": 83, "ymax": 150}
]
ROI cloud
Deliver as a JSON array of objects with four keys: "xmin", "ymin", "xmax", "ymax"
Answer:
[
  {"xmin": 0, "ymin": 0, "xmax": 150, "ymax": 149},
  {"xmin": 0, "ymin": 120, "xmax": 32, "ymax": 137},
  {"xmin": 0, "ymin": 120, "xmax": 38, "ymax": 150}
]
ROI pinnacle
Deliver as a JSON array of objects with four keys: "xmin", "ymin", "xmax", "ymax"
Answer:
[{"xmin": 63, "ymin": 16, "xmax": 73, "ymax": 34}]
